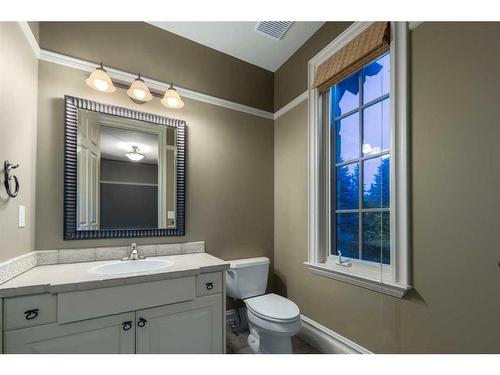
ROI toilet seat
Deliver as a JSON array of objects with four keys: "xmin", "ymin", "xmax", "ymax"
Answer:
[{"xmin": 245, "ymin": 293, "xmax": 300, "ymax": 323}]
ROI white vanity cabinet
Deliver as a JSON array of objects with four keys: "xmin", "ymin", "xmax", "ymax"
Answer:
[
  {"xmin": 136, "ymin": 294, "xmax": 222, "ymax": 354},
  {"xmin": 4, "ymin": 312, "xmax": 136, "ymax": 354},
  {"xmin": 1, "ymin": 271, "xmax": 225, "ymax": 354}
]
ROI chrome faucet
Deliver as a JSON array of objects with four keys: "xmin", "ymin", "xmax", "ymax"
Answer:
[{"xmin": 122, "ymin": 243, "xmax": 146, "ymax": 261}]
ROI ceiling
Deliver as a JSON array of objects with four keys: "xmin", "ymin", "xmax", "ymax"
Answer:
[
  {"xmin": 100, "ymin": 125, "xmax": 158, "ymax": 165},
  {"xmin": 148, "ymin": 21, "xmax": 325, "ymax": 72}
]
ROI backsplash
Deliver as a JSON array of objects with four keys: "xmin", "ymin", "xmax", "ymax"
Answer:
[{"xmin": 0, "ymin": 241, "xmax": 205, "ymax": 284}]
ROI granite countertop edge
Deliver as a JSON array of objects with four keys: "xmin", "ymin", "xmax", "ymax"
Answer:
[{"xmin": 0, "ymin": 254, "xmax": 229, "ymax": 298}]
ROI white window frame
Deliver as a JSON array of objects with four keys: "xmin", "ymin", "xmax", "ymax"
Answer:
[{"xmin": 305, "ymin": 22, "xmax": 411, "ymax": 298}]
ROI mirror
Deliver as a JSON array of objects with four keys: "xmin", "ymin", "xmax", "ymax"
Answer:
[{"xmin": 64, "ymin": 96, "xmax": 185, "ymax": 239}]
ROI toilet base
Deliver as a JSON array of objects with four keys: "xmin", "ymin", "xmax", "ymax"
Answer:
[
  {"xmin": 246, "ymin": 309, "xmax": 301, "ymax": 354},
  {"xmin": 247, "ymin": 327, "xmax": 293, "ymax": 354}
]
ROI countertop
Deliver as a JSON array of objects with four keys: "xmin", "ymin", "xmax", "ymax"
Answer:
[{"xmin": 0, "ymin": 253, "xmax": 229, "ymax": 298}]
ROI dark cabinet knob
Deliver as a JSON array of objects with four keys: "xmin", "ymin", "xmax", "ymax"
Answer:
[
  {"xmin": 24, "ymin": 309, "xmax": 39, "ymax": 320},
  {"xmin": 137, "ymin": 318, "xmax": 147, "ymax": 328},
  {"xmin": 205, "ymin": 282, "xmax": 214, "ymax": 290},
  {"xmin": 122, "ymin": 321, "xmax": 133, "ymax": 331}
]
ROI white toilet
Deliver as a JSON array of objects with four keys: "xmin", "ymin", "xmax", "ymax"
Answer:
[{"xmin": 225, "ymin": 257, "xmax": 301, "ymax": 354}]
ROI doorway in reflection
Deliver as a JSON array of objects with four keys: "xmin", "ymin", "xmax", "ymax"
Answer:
[{"xmin": 100, "ymin": 126, "xmax": 159, "ymax": 229}]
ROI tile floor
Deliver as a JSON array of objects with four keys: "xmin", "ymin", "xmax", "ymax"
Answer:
[{"xmin": 227, "ymin": 329, "xmax": 320, "ymax": 354}]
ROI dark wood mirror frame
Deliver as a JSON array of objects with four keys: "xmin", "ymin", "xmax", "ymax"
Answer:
[{"xmin": 63, "ymin": 95, "xmax": 186, "ymax": 240}]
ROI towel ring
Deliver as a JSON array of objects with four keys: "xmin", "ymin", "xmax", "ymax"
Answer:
[{"xmin": 3, "ymin": 161, "xmax": 19, "ymax": 198}]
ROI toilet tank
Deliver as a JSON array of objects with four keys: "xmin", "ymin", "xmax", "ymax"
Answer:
[{"xmin": 225, "ymin": 257, "xmax": 270, "ymax": 299}]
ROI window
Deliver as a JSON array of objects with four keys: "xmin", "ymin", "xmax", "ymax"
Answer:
[
  {"xmin": 331, "ymin": 53, "xmax": 391, "ymax": 265},
  {"xmin": 306, "ymin": 22, "xmax": 411, "ymax": 298}
]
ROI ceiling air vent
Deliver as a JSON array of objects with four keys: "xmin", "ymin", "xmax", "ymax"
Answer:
[{"xmin": 255, "ymin": 21, "xmax": 294, "ymax": 41}]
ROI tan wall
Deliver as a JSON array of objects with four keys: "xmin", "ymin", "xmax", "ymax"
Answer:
[
  {"xmin": 39, "ymin": 22, "xmax": 274, "ymax": 112},
  {"xmin": 274, "ymin": 22, "xmax": 500, "ymax": 353},
  {"xmin": 0, "ymin": 23, "xmax": 38, "ymax": 262},
  {"xmin": 27, "ymin": 22, "xmax": 39, "ymax": 43},
  {"xmin": 274, "ymin": 22, "xmax": 351, "ymax": 111},
  {"xmin": 36, "ymin": 61, "xmax": 274, "ymax": 267}
]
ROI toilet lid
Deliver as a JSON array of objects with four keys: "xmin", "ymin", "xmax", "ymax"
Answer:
[{"xmin": 245, "ymin": 293, "xmax": 300, "ymax": 322}]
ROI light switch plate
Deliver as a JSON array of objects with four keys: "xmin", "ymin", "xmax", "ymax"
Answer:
[
  {"xmin": 168, "ymin": 211, "xmax": 175, "ymax": 219},
  {"xmin": 18, "ymin": 206, "xmax": 25, "ymax": 228}
]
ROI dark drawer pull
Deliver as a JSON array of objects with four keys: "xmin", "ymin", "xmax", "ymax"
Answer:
[
  {"xmin": 137, "ymin": 318, "xmax": 147, "ymax": 328},
  {"xmin": 122, "ymin": 321, "xmax": 133, "ymax": 331},
  {"xmin": 24, "ymin": 309, "xmax": 39, "ymax": 320},
  {"xmin": 205, "ymin": 282, "xmax": 214, "ymax": 290}
]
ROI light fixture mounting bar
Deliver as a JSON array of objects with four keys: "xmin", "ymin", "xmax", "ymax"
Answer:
[{"xmin": 114, "ymin": 82, "xmax": 163, "ymax": 99}]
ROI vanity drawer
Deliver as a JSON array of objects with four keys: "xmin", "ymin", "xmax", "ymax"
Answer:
[
  {"xmin": 4, "ymin": 294, "xmax": 57, "ymax": 330},
  {"xmin": 196, "ymin": 272, "xmax": 222, "ymax": 297},
  {"xmin": 58, "ymin": 276, "xmax": 196, "ymax": 324}
]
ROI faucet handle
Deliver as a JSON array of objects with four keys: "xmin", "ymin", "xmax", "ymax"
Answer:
[
  {"xmin": 122, "ymin": 243, "xmax": 145, "ymax": 261},
  {"xmin": 335, "ymin": 249, "xmax": 352, "ymax": 267},
  {"xmin": 130, "ymin": 243, "xmax": 145, "ymax": 260}
]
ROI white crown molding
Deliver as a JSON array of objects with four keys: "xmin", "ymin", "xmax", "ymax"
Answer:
[
  {"xmin": 409, "ymin": 21, "xmax": 423, "ymax": 30},
  {"xmin": 39, "ymin": 50, "xmax": 274, "ymax": 120},
  {"xmin": 298, "ymin": 314, "xmax": 372, "ymax": 354},
  {"xmin": 274, "ymin": 90, "xmax": 308, "ymax": 120},
  {"xmin": 18, "ymin": 21, "xmax": 40, "ymax": 58},
  {"xmin": 16, "ymin": 21, "xmax": 274, "ymax": 120},
  {"xmin": 18, "ymin": 21, "xmax": 422, "ymax": 122}
]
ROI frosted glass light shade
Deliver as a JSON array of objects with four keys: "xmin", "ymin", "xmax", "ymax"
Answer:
[
  {"xmin": 127, "ymin": 75, "xmax": 153, "ymax": 102},
  {"xmin": 126, "ymin": 146, "xmax": 145, "ymax": 161},
  {"xmin": 85, "ymin": 64, "xmax": 116, "ymax": 93},
  {"xmin": 161, "ymin": 84, "xmax": 184, "ymax": 109}
]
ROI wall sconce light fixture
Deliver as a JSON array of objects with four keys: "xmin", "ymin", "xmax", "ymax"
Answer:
[
  {"xmin": 127, "ymin": 73, "xmax": 153, "ymax": 103},
  {"xmin": 161, "ymin": 82, "xmax": 185, "ymax": 109},
  {"xmin": 85, "ymin": 63, "xmax": 116, "ymax": 93},
  {"xmin": 84, "ymin": 62, "xmax": 185, "ymax": 109}
]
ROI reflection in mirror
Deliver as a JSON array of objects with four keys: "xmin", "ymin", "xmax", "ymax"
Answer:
[{"xmin": 77, "ymin": 110, "xmax": 176, "ymax": 231}]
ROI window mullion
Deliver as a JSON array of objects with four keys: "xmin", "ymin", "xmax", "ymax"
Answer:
[
  {"xmin": 326, "ymin": 90, "xmax": 333, "ymax": 260},
  {"xmin": 333, "ymin": 93, "xmax": 389, "ymax": 122},
  {"xmin": 335, "ymin": 151, "xmax": 390, "ymax": 168},
  {"xmin": 358, "ymin": 70, "xmax": 364, "ymax": 261}
]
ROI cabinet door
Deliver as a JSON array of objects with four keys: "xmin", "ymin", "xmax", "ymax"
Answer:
[
  {"xmin": 4, "ymin": 312, "xmax": 135, "ymax": 354},
  {"xmin": 136, "ymin": 294, "xmax": 223, "ymax": 354}
]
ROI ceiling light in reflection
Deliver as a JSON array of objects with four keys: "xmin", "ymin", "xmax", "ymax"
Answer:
[{"xmin": 125, "ymin": 146, "xmax": 145, "ymax": 161}]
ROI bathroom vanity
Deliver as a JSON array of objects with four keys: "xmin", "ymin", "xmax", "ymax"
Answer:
[
  {"xmin": 0, "ymin": 252, "xmax": 228, "ymax": 354},
  {"xmin": 0, "ymin": 95, "xmax": 227, "ymax": 354}
]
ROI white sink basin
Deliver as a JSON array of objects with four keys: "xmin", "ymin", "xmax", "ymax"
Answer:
[{"xmin": 88, "ymin": 259, "xmax": 174, "ymax": 275}]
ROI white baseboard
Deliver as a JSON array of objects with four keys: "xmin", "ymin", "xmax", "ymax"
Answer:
[
  {"xmin": 227, "ymin": 307, "xmax": 370, "ymax": 354},
  {"xmin": 298, "ymin": 314, "xmax": 371, "ymax": 354}
]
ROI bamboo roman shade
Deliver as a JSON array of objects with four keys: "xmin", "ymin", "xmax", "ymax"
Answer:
[{"xmin": 313, "ymin": 22, "xmax": 390, "ymax": 92}]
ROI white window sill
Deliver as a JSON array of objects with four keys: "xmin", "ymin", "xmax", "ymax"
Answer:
[{"xmin": 304, "ymin": 260, "xmax": 412, "ymax": 298}]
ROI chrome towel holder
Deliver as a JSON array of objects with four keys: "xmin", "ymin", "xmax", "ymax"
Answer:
[{"xmin": 3, "ymin": 160, "xmax": 19, "ymax": 198}]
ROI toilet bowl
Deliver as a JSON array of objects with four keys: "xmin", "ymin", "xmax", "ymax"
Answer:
[
  {"xmin": 225, "ymin": 257, "xmax": 301, "ymax": 354},
  {"xmin": 245, "ymin": 293, "xmax": 301, "ymax": 354}
]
